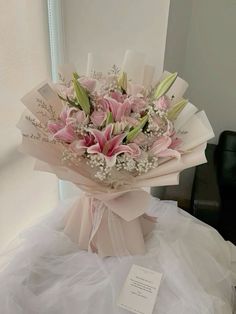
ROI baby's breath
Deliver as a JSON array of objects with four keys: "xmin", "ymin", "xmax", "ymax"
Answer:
[{"xmin": 87, "ymin": 154, "xmax": 112, "ymax": 181}]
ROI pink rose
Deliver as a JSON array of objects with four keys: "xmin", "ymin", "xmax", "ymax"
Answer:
[
  {"xmin": 110, "ymin": 91, "xmax": 126, "ymax": 103},
  {"xmin": 133, "ymin": 132, "xmax": 149, "ymax": 145},
  {"xmin": 130, "ymin": 96, "xmax": 147, "ymax": 113},
  {"xmin": 78, "ymin": 77, "xmax": 96, "ymax": 93},
  {"xmin": 154, "ymin": 96, "xmax": 170, "ymax": 111}
]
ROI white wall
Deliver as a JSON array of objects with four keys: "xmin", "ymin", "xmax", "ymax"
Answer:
[
  {"xmin": 63, "ymin": 0, "xmax": 170, "ymax": 78},
  {"xmin": 165, "ymin": 0, "xmax": 236, "ymax": 143}
]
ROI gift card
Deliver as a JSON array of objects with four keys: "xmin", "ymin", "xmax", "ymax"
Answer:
[{"xmin": 117, "ymin": 264, "xmax": 163, "ymax": 314}]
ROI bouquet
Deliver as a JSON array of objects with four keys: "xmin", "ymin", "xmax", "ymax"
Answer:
[{"xmin": 17, "ymin": 51, "xmax": 214, "ymax": 257}]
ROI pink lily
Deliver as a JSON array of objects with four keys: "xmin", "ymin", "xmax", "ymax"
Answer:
[
  {"xmin": 170, "ymin": 133, "xmax": 182, "ymax": 150},
  {"xmin": 104, "ymin": 96, "xmax": 131, "ymax": 122},
  {"xmin": 48, "ymin": 121, "xmax": 64, "ymax": 134},
  {"xmin": 90, "ymin": 110, "xmax": 106, "ymax": 127},
  {"xmin": 60, "ymin": 107, "xmax": 77, "ymax": 124},
  {"xmin": 52, "ymin": 124, "xmax": 75, "ymax": 143},
  {"xmin": 150, "ymin": 135, "xmax": 180, "ymax": 159},
  {"xmin": 164, "ymin": 120, "xmax": 174, "ymax": 137},
  {"xmin": 48, "ymin": 106, "xmax": 76, "ymax": 143},
  {"xmin": 70, "ymin": 134, "xmax": 95, "ymax": 155},
  {"xmin": 87, "ymin": 124, "xmax": 140, "ymax": 166},
  {"xmin": 66, "ymin": 109, "xmax": 88, "ymax": 126}
]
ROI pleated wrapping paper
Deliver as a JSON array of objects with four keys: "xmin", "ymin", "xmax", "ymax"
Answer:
[{"xmin": 17, "ymin": 51, "xmax": 214, "ymax": 257}]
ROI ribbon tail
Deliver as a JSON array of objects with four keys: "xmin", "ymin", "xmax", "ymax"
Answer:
[{"xmin": 88, "ymin": 199, "xmax": 105, "ymax": 254}]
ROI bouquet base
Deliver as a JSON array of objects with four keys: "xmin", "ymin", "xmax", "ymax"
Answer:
[{"xmin": 64, "ymin": 192, "xmax": 156, "ymax": 257}]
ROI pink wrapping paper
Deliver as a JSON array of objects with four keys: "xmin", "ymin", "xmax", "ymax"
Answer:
[{"xmin": 63, "ymin": 190, "xmax": 155, "ymax": 257}]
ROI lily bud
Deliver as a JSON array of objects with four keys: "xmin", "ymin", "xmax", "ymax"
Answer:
[
  {"xmin": 118, "ymin": 72, "xmax": 127, "ymax": 92},
  {"xmin": 167, "ymin": 99, "xmax": 188, "ymax": 121},
  {"xmin": 72, "ymin": 73, "xmax": 90, "ymax": 115},
  {"xmin": 154, "ymin": 72, "xmax": 178, "ymax": 100},
  {"xmin": 126, "ymin": 115, "xmax": 148, "ymax": 142}
]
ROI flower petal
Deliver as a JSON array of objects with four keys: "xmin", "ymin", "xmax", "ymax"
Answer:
[
  {"xmin": 87, "ymin": 143, "xmax": 101, "ymax": 154},
  {"xmin": 110, "ymin": 91, "xmax": 125, "ymax": 103},
  {"xmin": 75, "ymin": 110, "xmax": 87, "ymax": 124},
  {"xmin": 105, "ymin": 133, "xmax": 126, "ymax": 156},
  {"xmin": 112, "ymin": 144, "xmax": 136, "ymax": 157},
  {"xmin": 170, "ymin": 137, "xmax": 182, "ymax": 150},
  {"xmin": 48, "ymin": 121, "xmax": 63, "ymax": 134},
  {"xmin": 53, "ymin": 125, "xmax": 75, "ymax": 143},
  {"xmin": 116, "ymin": 102, "xmax": 131, "ymax": 121},
  {"xmin": 150, "ymin": 136, "xmax": 172, "ymax": 156},
  {"xmin": 91, "ymin": 110, "xmax": 106, "ymax": 127},
  {"xmin": 103, "ymin": 123, "xmax": 113, "ymax": 140},
  {"xmin": 104, "ymin": 96, "xmax": 119, "ymax": 121},
  {"xmin": 78, "ymin": 77, "xmax": 96, "ymax": 93},
  {"xmin": 158, "ymin": 148, "xmax": 181, "ymax": 159},
  {"xmin": 70, "ymin": 140, "xmax": 87, "ymax": 155},
  {"xmin": 154, "ymin": 95, "xmax": 170, "ymax": 111},
  {"xmin": 89, "ymin": 129, "xmax": 106, "ymax": 149},
  {"xmin": 126, "ymin": 143, "xmax": 141, "ymax": 158}
]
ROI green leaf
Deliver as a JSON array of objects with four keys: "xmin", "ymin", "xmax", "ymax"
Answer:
[
  {"xmin": 167, "ymin": 99, "xmax": 188, "ymax": 120},
  {"xmin": 126, "ymin": 115, "xmax": 148, "ymax": 142},
  {"xmin": 118, "ymin": 71, "xmax": 127, "ymax": 92},
  {"xmin": 66, "ymin": 96, "xmax": 79, "ymax": 108},
  {"xmin": 72, "ymin": 73, "xmax": 90, "ymax": 114},
  {"xmin": 154, "ymin": 72, "xmax": 178, "ymax": 100},
  {"xmin": 58, "ymin": 94, "xmax": 78, "ymax": 108},
  {"xmin": 106, "ymin": 111, "xmax": 114, "ymax": 125},
  {"xmin": 58, "ymin": 94, "xmax": 67, "ymax": 102}
]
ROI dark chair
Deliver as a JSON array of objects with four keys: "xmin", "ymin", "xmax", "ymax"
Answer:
[{"xmin": 191, "ymin": 131, "xmax": 236, "ymax": 244}]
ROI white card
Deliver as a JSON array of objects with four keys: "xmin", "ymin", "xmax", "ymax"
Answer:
[{"xmin": 117, "ymin": 265, "xmax": 163, "ymax": 314}]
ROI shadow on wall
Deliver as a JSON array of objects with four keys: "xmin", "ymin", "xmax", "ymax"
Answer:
[
  {"xmin": 165, "ymin": 0, "xmax": 236, "ymax": 143},
  {"xmin": 163, "ymin": 0, "xmax": 236, "ymax": 205}
]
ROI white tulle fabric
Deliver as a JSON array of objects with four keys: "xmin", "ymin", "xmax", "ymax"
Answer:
[{"xmin": 0, "ymin": 197, "xmax": 235, "ymax": 314}]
